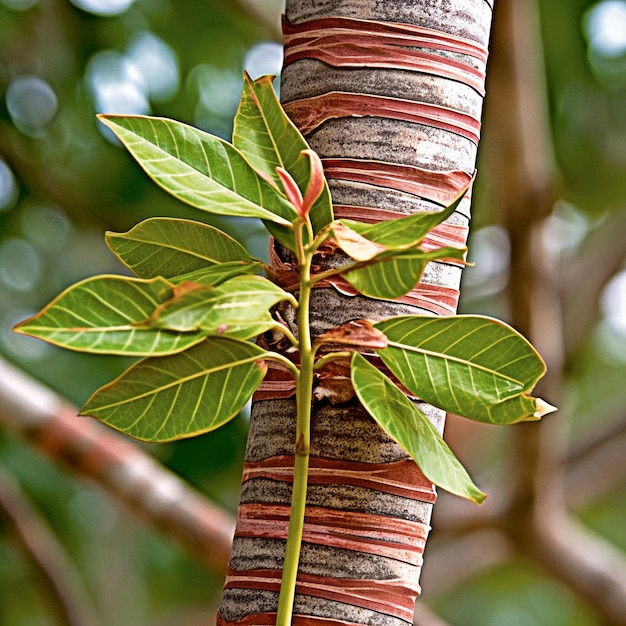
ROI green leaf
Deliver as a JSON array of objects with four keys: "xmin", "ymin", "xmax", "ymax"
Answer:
[
  {"xmin": 375, "ymin": 315, "xmax": 553, "ymax": 424},
  {"xmin": 233, "ymin": 73, "xmax": 333, "ymax": 234},
  {"xmin": 341, "ymin": 246, "xmax": 466, "ymax": 300},
  {"xmin": 13, "ymin": 276, "xmax": 205, "ymax": 356},
  {"xmin": 169, "ymin": 261, "xmax": 264, "ymax": 287},
  {"xmin": 149, "ymin": 275, "xmax": 295, "ymax": 339},
  {"xmin": 81, "ymin": 338, "xmax": 268, "ymax": 442},
  {"xmin": 97, "ymin": 114, "xmax": 297, "ymax": 228},
  {"xmin": 334, "ymin": 189, "xmax": 466, "ymax": 258},
  {"xmin": 106, "ymin": 217, "xmax": 254, "ymax": 279},
  {"xmin": 351, "ymin": 353, "xmax": 486, "ymax": 504}
]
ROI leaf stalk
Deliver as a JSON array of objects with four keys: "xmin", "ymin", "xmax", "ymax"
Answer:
[{"xmin": 275, "ymin": 220, "xmax": 315, "ymax": 626}]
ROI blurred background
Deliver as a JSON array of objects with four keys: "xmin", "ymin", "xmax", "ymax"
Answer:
[{"xmin": 1, "ymin": 0, "xmax": 625, "ymax": 624}]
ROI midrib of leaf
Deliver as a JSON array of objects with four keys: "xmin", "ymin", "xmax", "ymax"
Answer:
[
  {"xmin": 117, "ymin": 237, "xmax": 225, "ymax": 265},
  {"xmin": 41, "ymin": 324, "xmax": 143, "ymax": 333},
  {"xmin": 90, "ymin": 353, "xmax": 265, "ymax": 411},
  {"xmin": 385, "ymin": 339, "xmax": 527, "ymax": 388},
  {"xmin": 251, "ymin": 89, "xmax": 285, "ymax": 171},
  {"xmin": 110, "ymin": 121, "xmax": 293, "ymax": 226}
]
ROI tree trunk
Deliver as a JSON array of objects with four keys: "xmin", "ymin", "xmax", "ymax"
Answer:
[{"xmin": 217, "ymin": 1, "xmax": 494, "ymax": 624}]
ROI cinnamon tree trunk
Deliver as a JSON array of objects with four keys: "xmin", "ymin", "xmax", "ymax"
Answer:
[{"xmin": 218, "ymin": 1, "xmax": 494, "ymax": 623}]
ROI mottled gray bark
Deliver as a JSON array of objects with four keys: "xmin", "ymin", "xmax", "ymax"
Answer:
[{"xmin": 218, "ymin": 1, "xmax": 494, "ymax": 624}]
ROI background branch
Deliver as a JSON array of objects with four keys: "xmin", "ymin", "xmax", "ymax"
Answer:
[{"xmin": 0, "ymin": 356, "xmax": 235, "ymax": 576}]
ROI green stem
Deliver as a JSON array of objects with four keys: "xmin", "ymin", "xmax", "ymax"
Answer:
[
  {"xmin": 275, "ymin": 221, "xmax": 315, "ymax": 626},
  {"xmin": 312, "ymin": 350, "xmax": 353, "ymax": 371},
  {"xmin": 265, "ymin": 352, "xmax": 300, "ymax": 380},
  {"xmin": 271, "ymin": 323, "xmax": 299, "ymax": 351}
]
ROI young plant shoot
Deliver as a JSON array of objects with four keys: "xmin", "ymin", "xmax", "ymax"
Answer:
[{"xmin": 15, "ymin": 74, "xmax": 555, "ymax": 626}]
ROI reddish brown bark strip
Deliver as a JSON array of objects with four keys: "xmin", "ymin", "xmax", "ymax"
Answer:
[
  {"xmin": 219, "ymin": 5, "xmax": 491, "ymax": 624},
  {"xmin": 218, "ymin": 615, "xmax": 359, "ymax": 626},
  {"xmin": 283, "ymin": 93, "xmax": 481, "ymax": 143},
  {"xmin": 321, "ymin": 160, "xmax": 473, "ymax": 207},
  {"xmin": 224, "ymin": 566, "xmax": 421, "ymax": 621},
  {"xmin": 242, "ymin": 457, "xmax": 437, "ymax": 502},
  {"xmin": 232, "ymin": 507, "xmax": 428, "ymax": 567},
  {"xmin": 283, "ymin": 16, "xmax": 488, "ymax": 95},
  {"xmin": 323, "ymin": 278, "xmax": 463, "ymax": 316}
]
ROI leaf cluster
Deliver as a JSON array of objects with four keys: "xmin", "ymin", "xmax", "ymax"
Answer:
[{"xmin": 15, "ymin": 74, "xmax": 554, "ymax": 504}]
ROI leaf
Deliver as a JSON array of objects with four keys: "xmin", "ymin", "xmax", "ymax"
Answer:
[
  {"xmin": 169, "ymin": 261, "xmax": 264, "ymax": 287},
  {"xmin": 333, "ymin": 189, "xmax": 466, "ymax": 259},
  {"xmin": 13, "ymin": 276, "xmax": 205, "ymax": 356},
  {"xmin": 375, "ymin": 315, "xmax": 554, "ymax": 424},
  {"xmin": 97, "ymin": 115, "xmax": 297, "ymax": 228},
  {"xmin": 81, "ymin": 338, "xmax": 268, "ymax": 442},
  {"xmin": 351, "ymin": 353, "xmax": 486, "ymax": 504},
  {"xmin": 233, "ymin": 74, "xmax": 333, "ymax": 234},
  {"xmin": 149, "ymin": 275, "xmax": 295, "ymax": 340},
  {"xmin": 331, "ymin": 222, "xmax": 387, "ymax": 262},
  {"xmin": 106, "ymin": 217, "xmax": 254, "ymax": 279},
  {"xmin": 314, "ymin": 319, "xmax": 388, "ymax": 352},
  {"xmin": 341, "ymin": 246, "xmax": 467, "ymax": 300}
]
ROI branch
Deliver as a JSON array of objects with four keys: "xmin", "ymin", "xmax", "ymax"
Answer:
[
  {"xmin": 421, "ymin": 527, "xmax": 511, "ymax": 598},
  {"xmin": 561, "ymin": 205, "xmax": 626, "ymax": 359},
  {"xmin": 0, "ymin": 465, "xmax": 100, "ymax": 626},
  {"xmin": 564, "ymin": 414, "xmax": 626, "ymax": 507},
  {"xmin": 532, "ymin": 508, "xmax": 626, "ymax": 626},
  {"xmin": 482, "ymin": 3, "xmax": 626, "ymax": 624},
  {"xmin": 0, "ymin": 356, "xmax": 235, "ymax": 576}
]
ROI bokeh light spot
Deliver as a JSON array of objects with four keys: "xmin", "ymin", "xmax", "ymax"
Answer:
[
  {"xmin": 585, "ymin": 0, "xmax": 626, "ymax": 57},
  {"xmin": 126, "ymin": 32, "xmax": 179, "ymax": 102},
  {"xmin": 7, "ymin": 75, "xmax": 58, "ymax": 135},
  {"xmin": 69, "ymin": 0, "xmax": 135, "ymax": 16},
  {"xmin": 21, "ymin": 203, "xmax": 72, "ymax": 252},
  {"xmin": 0, "ymin": 238, "xmax": 42, "ymax": 291},
  {"xmin": 189, "ymin": 65, "xmax": 242, "ymax": 136},
  {"xmin": 86, "ymin": 49, "xmax": 149, "ymax": 115},
  {"xmin": 463, "ymin": 225, "xmax": 510, "ymax": 298},
  {"xmin": 0, "ymin": 159, "xmax": 19, "ymax": 213},
  {"xmin": 601, "ymin": 268, "xmax": 626, "ymax": 335},
  {"xmin": 0, "ymin": 308, "xmax": 50, "ymax": 361},
  {"xmin": 244, "ymin": 42, "xmax": 283, "ymax": 79},
  {"xmin": 542, "ymin": 201, "xmax": 589, "ymax": 254}
]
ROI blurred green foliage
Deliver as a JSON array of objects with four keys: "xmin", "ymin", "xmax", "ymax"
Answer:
[
  {"xmin": 1, "ymin": 0, "xmax": 626, "ymax": 624},
  {"xmin": 0, "ymin": 1, "xmax": 280, "ymax": 623}
]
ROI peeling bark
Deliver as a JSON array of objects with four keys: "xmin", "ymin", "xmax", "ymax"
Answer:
[{"xmin": 218, "ymin": 2, "xmax": 494, "ymax": 623}]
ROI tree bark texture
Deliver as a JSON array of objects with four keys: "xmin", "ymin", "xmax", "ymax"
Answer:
[{"xmin": 218, "ymin": 1, "xmax": 494, "ymax": 624}]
